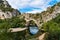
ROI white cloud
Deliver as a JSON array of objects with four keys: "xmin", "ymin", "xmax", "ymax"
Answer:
[
  {"xmin": 6, "ymin": 0, "xmax": 59, "ymax": 13},
  {"xmin": 26, "ymin": 10, "xmax": 41, "ymax": 13},
  {"xmin": 7, "ymin": 0, "xmax": 31, "ymax": 9},
  {"xmin": 29, "ymin": 0, "xmax": 51, "ymax": 8},
  {"xmin": 7, "ymin": 0, "xmax": 52, "ymax": 9},
  {"xmin": 26, "ymin": 9, "xmax": 44, "ymax": 13}
]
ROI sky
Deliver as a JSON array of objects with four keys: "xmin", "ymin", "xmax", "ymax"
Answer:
[{"xmin": 6, "ymin": 0, "xmax": 60, "ymax": 13}]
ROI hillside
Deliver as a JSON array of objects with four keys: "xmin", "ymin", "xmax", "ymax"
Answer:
[
  {"xmin": 0, "ymin": 0, "xmax": 21, "ymax": 19},
  {"xmin": 42, "ymin": 12, "xmax": 60, "ymax": 40},
  {"xmin": 21, "ymin": 2, "xmax": 60, "ymax": 28}
]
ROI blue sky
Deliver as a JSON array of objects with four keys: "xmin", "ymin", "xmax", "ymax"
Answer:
[{"xmin": 7, "ymin": 0, "xmax": 60, "ymax": 13}]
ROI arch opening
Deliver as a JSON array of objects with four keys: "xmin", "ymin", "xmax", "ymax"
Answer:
[{"xmin": 27, "ymin": 20, "xmax": 39, "ymax": 35}]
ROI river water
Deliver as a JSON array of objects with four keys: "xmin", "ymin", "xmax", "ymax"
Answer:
[{"xmin": 29, "ymin": 25, "xmax": 39, "ymax": 34}]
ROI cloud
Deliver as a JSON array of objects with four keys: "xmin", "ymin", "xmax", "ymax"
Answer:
[
  {"xmin": 25, "ymin": 8, "xmax": 47, "ymax": 13},
  {"xmin": 26, "ymin": 9, "xmax": 43, "ymax": 13},
  {"xmin": 7, "ymin": 0, "xmax": 31, "ymax": 9},
  {"xmin": 6, "ymin": 0, "xmax": 60, "ymax": 13},
  {"xmin": 7, "ymin": 0, "xmax": 51, "ymax": 9},
  {"xmin": 29, "ymin": 0, "xmax": 51, "ymax": 9}
]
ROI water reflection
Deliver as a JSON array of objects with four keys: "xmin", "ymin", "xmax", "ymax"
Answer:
[{"xmin": 29, "ymin": 25, "xmax": 39, "ymax": 35}]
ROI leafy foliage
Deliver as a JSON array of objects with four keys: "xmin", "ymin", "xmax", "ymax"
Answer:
[
  {"xmin": 0, "ymin": 17, "xmax": 26, "ymax": 28},
  {"xmin": 0, "ymin": 17, "xmax": 26, "ymax": 40},
  {"xmin": 42, "ymin": 14, "xmax": 60, "ymax": 40},
  {"xmin": 0, "ymin": 1, "xmax": 14, "ymax": 12}
]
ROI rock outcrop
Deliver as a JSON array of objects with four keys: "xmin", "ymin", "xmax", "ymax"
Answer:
[
  {"xmin": 0, "ymin": 0, "xmax": 21, "ymax": 19},
  {"xmin": 21, "ymin": 2, "xmax": 60, "ymax": 28}
]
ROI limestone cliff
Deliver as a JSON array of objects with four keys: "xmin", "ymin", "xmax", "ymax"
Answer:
[
  {"xmin": 21, "ymin": 2, "xmax": 60, "ymax": 28},
  {"xmin": 0, "ymin": 0, "xmax": 21, "ymax": 19}
]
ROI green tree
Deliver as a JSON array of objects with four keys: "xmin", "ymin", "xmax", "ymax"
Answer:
[{"xmin": 42, "ymin": 14, "xmax": 60, "ymax": 40}]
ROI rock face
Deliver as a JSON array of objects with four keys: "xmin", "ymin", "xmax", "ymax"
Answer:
[
  {"xmin": 0, "ymin": 10, "xmax": 12, "ymax": 19},
  {"xmin": 21, "ymin": 2, "xmax": 60, "ymax": 28},
  {"xmin": 42, "ymin": 6, "xmax": 60, "ymax": 22},
  {"xmin": 3, "ymin": 0, "xmax": 10, "ymax": 7},
  {"xmin": 0, "ymin": 0, "xmax": 21, "ymax": 19}
]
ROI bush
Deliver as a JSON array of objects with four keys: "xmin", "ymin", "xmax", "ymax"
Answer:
[
  {"xmin": 42, "ymin": 14, "xmax": 60, "ymax": 40},
  {"xmin": 0, "ymin": 17, "xmax": 26, "ymax": 40}
]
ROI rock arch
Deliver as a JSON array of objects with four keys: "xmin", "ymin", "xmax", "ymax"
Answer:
[{"xmin": 25, "ymin": 18, "xmax": 40, "ymax": 28}]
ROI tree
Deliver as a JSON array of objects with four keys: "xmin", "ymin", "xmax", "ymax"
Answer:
[
  {"xmin": 0, "ymin": 17, "xmax": 26, "ymax": 40},
  {"xmin": 42, "ymin": 14, "xmax": 60, "ymax": 40}
]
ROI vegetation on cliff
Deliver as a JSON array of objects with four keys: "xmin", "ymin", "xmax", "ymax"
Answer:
[
  {"xmin": 42, "ymin": 14, "xmax": 60, "ymax": 40},
  {"xmin": 0, "ymin": 2, "xmax": 13, "ymax": 12},
  {"xmin": 0, "ymin": 0, "xmax": 21, "ymax": 14}
]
